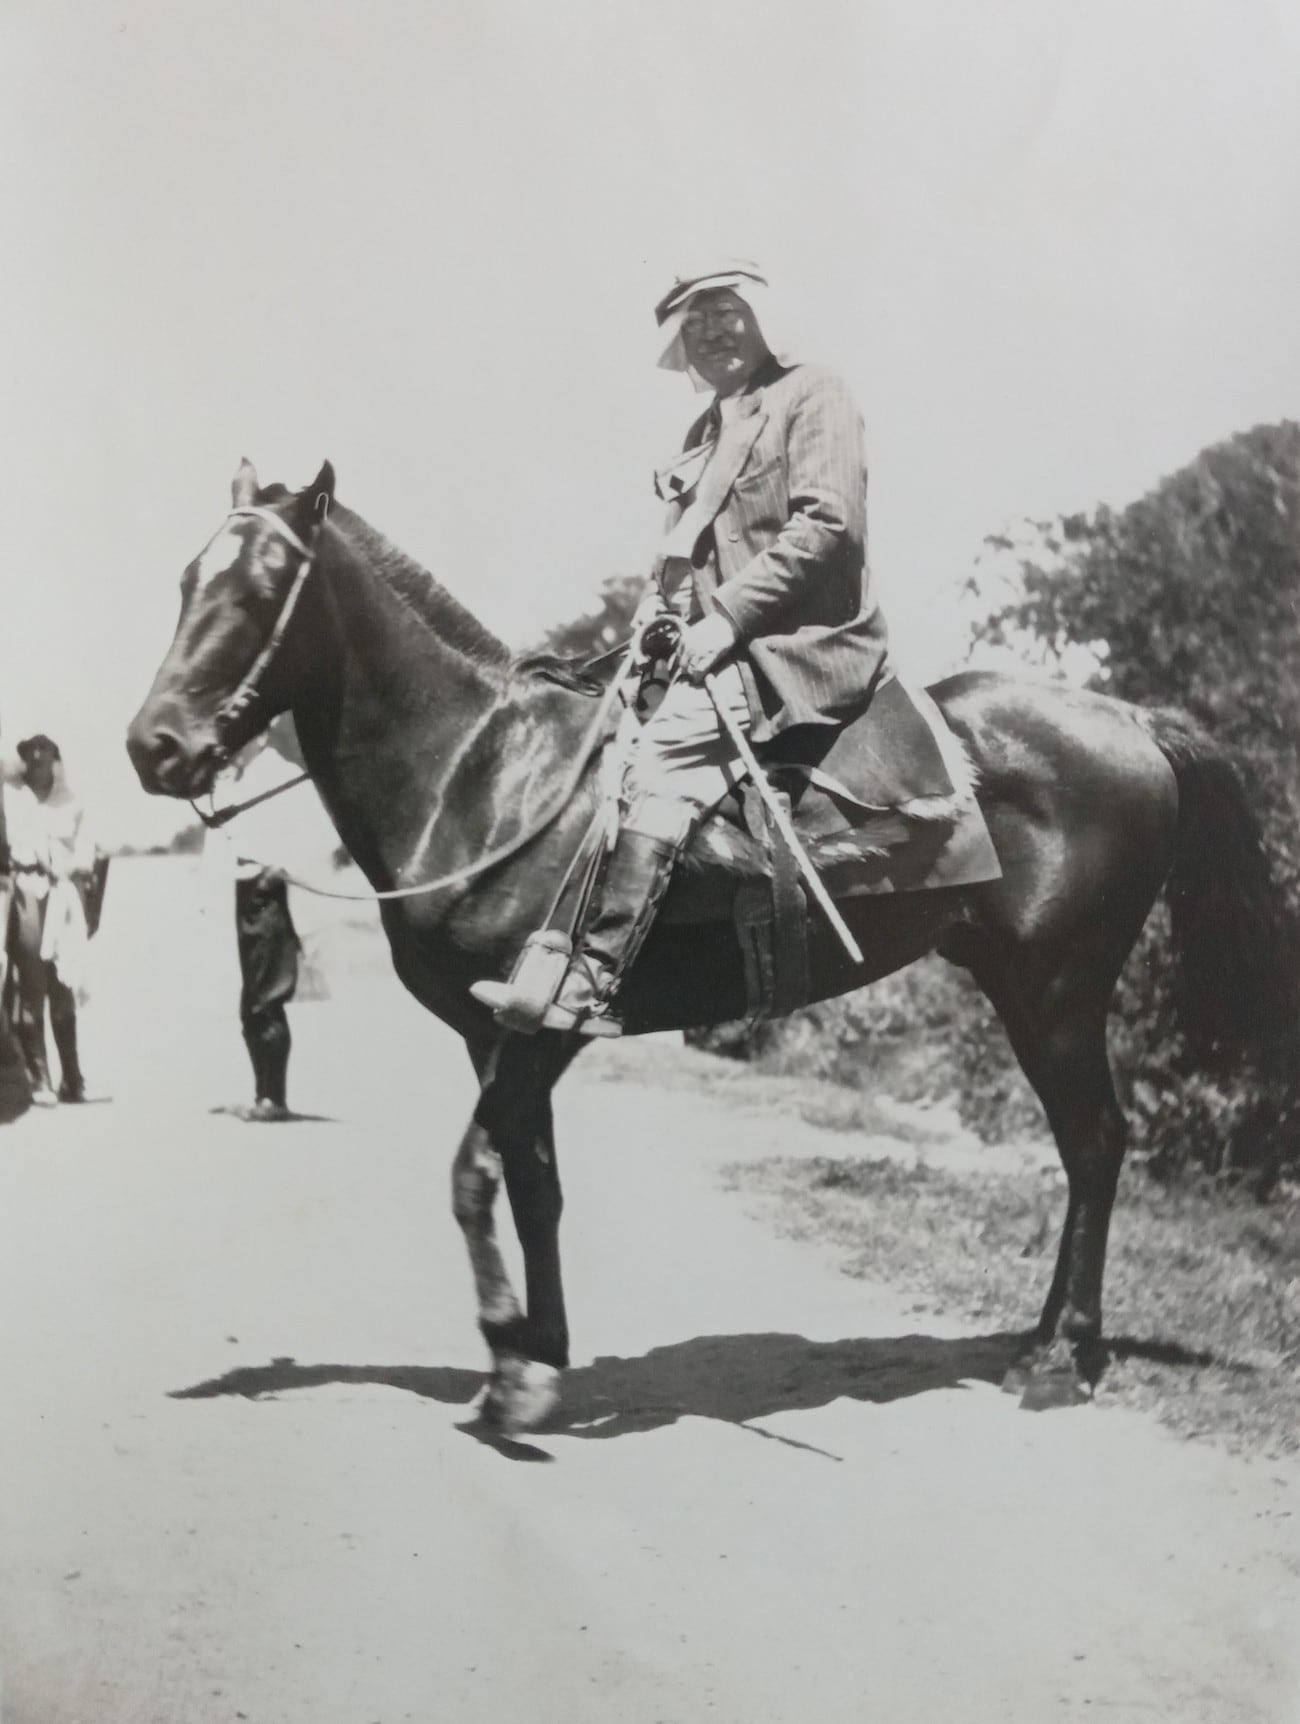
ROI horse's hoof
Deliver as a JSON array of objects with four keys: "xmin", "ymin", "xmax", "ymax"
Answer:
[
  {"xmin": 1000, "ymin": 1360, "xmax": 1032, "ymax": 1397},
  {"xmin": 480, "ymin": 1355, "xmax": 561, "ymax": 1434},
  {"xmin": 1019, "ymin": 1369, "xmax": 1092, "ymax": 1412}
]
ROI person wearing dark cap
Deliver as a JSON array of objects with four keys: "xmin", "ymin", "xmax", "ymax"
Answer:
[
  {"xmin": 4, "ymin": 734, "xmax": 98, "ymax": 1103},
  {"xmin": 475, "ymin": 260, "xmax": 894, "ymax": 1036}
]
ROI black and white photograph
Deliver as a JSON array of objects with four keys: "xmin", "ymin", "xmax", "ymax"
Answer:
[{"xmin": 1, "ymin": 3, "xmax": 1297, "ymax": 1719}]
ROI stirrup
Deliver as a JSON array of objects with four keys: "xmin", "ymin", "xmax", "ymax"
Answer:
[
  {"xmin": 470, "ymin": 976, "xmax": 624, "ymax": 1039},
  {"xmin": 470, "ymin": 930, "xmax": 575, "ymax": 1034},
  {"xmin": 470, "ymin": 940, "xmax": 624, "ymax": 1038},
  {"xmin": 540, "ymin": 998, "xmax": 624, "ymax": 1039}
]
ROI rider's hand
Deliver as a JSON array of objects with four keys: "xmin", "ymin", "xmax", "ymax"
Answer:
[{"xmin": 682, "ymin": 613, "xmax": 737, "ymax": 681}]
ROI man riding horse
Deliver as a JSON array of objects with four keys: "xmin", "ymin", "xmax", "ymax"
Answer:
[
  {"xmin": 474, "ymin": 260, "xmax": 914, "ymax": 1037},
  {"xmin": 126, "ymin": 298, "xmax": 1299, "ymax": 1428}
]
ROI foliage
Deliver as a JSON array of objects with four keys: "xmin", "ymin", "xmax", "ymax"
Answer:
[
  {"xmin": 168, "ymin": 821, "xmax": 208, "ymax": 855},
  {"xmin": 112, "ymin": 820, "xmax": 207, "ymax": 857},
  {"xmin": 691, "ymin": 960, "xmax": 1043, "ymax": 1146},
  {"xmin": 538, "ymin": 573, "xmax": 643, "ymax": 664},
  {"xmin": 974, "ymin": 423, "xmax": 1300, "ymax": 895}
]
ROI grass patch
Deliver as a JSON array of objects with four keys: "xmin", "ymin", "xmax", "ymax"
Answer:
[
  {"xmin": 583, "ymin": 1037, "xmax": 966, "ymax": 1150},
  {"xmin": 725, "ymin": 1153, "xmax": 1300, "ymax": 1458}
]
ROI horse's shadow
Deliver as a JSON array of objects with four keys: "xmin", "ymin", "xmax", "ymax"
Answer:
[{"xmin": 171, "ymin": 1327, "xmax": 1241, "ymax": 1456}]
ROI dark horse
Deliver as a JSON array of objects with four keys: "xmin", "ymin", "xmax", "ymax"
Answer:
[{"xmin": 127, "ymin": 461, "xmax": 1296, "ymax": 1432}]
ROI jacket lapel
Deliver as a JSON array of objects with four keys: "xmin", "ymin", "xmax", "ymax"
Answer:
[{"xmin": 660, "ymin": 393, "xmax": 767, "ymax": 560}]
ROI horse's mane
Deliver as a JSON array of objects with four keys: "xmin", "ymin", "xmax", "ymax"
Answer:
[
  {"xmin": 321, "ymin": 499, "xmax": 512, "ymax": 671},
  {"xmin": 265, "ymin": 485, "xmax": 611, "ymax": 695}
]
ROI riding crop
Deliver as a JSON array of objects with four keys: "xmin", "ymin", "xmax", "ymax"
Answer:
[{"xmin": 700, "ymin": 671, "xmax": 865, "ymax": 967}]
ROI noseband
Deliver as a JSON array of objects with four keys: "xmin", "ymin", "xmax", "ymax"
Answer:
[{"xmin": 211, "ymin": 498, "xmax": 327, "ymax": 761}]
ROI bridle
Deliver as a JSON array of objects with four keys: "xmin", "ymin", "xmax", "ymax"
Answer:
[
  {"xmin": 188, "ymin": 494, "xmax": 650, "ymax": 903},
  {"xmin": 211, "ymin": 498, "xmax": 328, "ymax": 765},
  {"xmin": 186, "ymin": 498, "xmax": 323, "ymax": 833}
]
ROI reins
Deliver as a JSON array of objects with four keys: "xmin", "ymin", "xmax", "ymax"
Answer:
[
  {"xmin": 190, "ymin": 500, "xmax": 647, "ymax": 903},
  {"xmin": 195, "ymin": 769, "xmax": 311, "ymax": 830}
]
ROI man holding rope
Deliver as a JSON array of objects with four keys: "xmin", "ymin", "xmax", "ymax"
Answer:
[{"xmin": 475, "ymin": 260, "xmax": 893, "ymax": 1036}]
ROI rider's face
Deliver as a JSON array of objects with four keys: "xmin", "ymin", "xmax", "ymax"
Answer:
[{"xmin": 680, "ymin": 290, "xmax": 771, "ymax": 395}]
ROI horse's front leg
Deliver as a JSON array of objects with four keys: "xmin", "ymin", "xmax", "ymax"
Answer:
[{"xmin": 452, "ymin": 1034, "xmax": 576, "ymax": 1433}]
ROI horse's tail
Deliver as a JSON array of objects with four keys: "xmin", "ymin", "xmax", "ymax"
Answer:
[{"xmin": 1140, "ymin": 706, "xmax": 1299, "ymax": 1066}]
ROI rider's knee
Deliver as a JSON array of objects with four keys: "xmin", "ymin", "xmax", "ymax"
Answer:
[{"xmin": 623, "ymin": 794, "xmax": 694, "ymax": 845}]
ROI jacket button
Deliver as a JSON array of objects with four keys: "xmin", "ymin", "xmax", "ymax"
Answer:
[{"xmin": 728, "ymin": 530, "xmax": 740, "ymax": 542}]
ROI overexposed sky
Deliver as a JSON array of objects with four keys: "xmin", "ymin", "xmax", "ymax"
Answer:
[{"xmin": 3, "ymin": 0, "xmax": 1299, "ymax": 843}]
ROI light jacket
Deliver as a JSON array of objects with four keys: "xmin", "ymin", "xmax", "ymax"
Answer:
[{"xmin": 658, "ymin": 358, "xmax": 890, "ymax": 743}]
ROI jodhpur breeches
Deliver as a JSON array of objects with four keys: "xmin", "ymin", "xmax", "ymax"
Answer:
[{"xmin": 620, "ymin": 662, "xmax": 751, "ymax": 839}]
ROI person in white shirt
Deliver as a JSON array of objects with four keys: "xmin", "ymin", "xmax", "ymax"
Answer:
[{"xmin": 4, "ymin": 734, "xmax": 98, "ymax": 1104}]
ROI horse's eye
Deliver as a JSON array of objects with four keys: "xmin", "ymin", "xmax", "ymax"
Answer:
[{"xmin": 259, "ymin": 539, "xmax": 290, "ymax": 576}]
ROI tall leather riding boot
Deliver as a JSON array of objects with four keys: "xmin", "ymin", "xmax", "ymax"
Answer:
[{"xmin": 471, "ymin": 818, "xmax": 689, "ymax": 1037}]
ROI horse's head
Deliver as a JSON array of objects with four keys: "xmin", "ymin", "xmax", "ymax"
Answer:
[{"xmin": 127, "ymin": 458, "xmax": 334, "ymax": 797}]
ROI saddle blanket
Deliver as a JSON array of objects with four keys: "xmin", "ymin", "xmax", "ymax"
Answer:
[{"xmin": 661, "ymin": 678, "xmax": 1001, "ymax": 927}]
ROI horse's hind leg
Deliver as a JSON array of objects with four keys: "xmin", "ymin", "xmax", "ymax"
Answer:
[
  {"xmin": 976, "ymin": 945, "xmax": 1132, "ymax": 1408},
  {"xmin": 452, "ymin": 1033, "xmax": 576, "ymax": 1433}
]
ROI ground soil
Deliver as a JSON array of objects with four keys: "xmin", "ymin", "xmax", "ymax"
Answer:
[{"xmin": 0, "ymin": 857, "xmax": 1296, "ymax": 1723}]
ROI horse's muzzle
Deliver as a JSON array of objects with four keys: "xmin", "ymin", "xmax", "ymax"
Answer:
[{"xmin": 126, "ymin": 711, "xmax": 221, "ymax": 798}]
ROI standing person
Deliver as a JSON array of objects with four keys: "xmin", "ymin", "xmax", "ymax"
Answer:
[
  {"xmin": 3, "ymin": 734, "xmax": 98, "ymax": 1104},
  {"xmin": 476, "ymin": 259, "xmax": 899, "ymax": 1036},
  {"xmin": 0, "ymin": 722, "xmax": 26, "ymax": 1117},
  {"xmin": 209, "ymin": 718, "xmax": 310, "ymax": 1122},
  {"xmin": 235, "ymin": 857, "xmax": 299, "ymax": 1123},
  {"xmin": 0, "ymin": 721, "xmax": 10, "ymax": 989}
]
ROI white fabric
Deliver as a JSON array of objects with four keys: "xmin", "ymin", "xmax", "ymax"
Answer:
[
  {"xmin": 5, "ymin": 776, "xmax": 96, "ymax": 881},
  {"xmin": 619, "ymin": 663, "xmax": 751, "ymax": 817},
  {"xmin": 656, "ymin": 277, "xmax": 798, "ymax": 385},
  {"xmin": 40, "ymin": 877, "xmax": 90, "ymax": 999},
  {"xmin": 6, "ymin": 776, "xmax": 96, "ymax": 997}
]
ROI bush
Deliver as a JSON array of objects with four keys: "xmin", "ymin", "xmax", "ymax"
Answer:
[{"xmin": 692, "ymin": 956, "xmax": 1044, "ymax": 1146}]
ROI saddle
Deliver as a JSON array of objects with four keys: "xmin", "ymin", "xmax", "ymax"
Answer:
[
  {"xmin": 664, "ymin": 676, "xmax": 1001, "ymax": 922},
  {"xmin": 659, "ymin": 678, "xmax": 1002, "ymax": 1020}
]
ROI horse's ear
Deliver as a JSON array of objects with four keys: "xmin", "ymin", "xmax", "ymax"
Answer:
[
  {"xmin": 231, "ymin": 458, "xmax": 259, "ymax": 507},
  {"xmin": 308, "ymin": 460, "xmax": 335, "ymax": 517}
]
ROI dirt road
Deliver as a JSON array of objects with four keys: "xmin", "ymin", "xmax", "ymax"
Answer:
[{"xmin": 0, "ymin": 858, "xmax": 1296, "ymax": 1723}]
